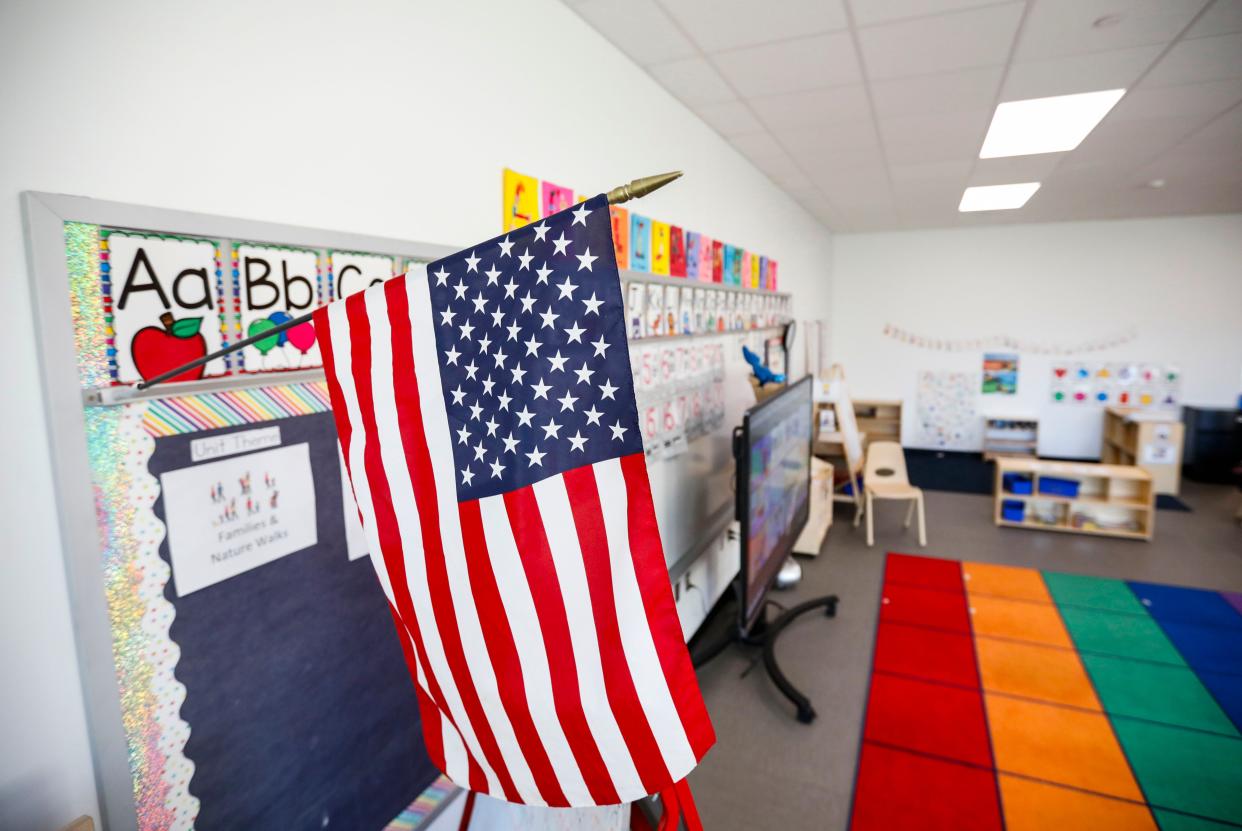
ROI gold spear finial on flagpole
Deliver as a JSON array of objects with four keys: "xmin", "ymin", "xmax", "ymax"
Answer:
[{"xmin": 606, "ymin": 171, "xmax": 683, "ymax": 205}]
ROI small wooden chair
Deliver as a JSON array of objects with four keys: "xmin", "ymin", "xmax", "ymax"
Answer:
[{"xmin": 862, "ymin": 441, "xmax": 926, "ymax": 547}]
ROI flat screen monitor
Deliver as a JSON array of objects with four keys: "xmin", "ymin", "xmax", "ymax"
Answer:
[{"xmin": 736, "ymin": 376, "xmax": 813, "ymax": 634}]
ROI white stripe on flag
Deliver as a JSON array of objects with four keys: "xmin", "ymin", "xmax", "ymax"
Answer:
[
  {"xmin": 478, "ymin": 494, "xmax": 594, "ymax": 804},
  {"xmin": 327, "ymin": 294, "xmax": 476, "ymax": 789},
  {"xmin": 593, "ymin": 458, "xmax": 698, "ymax": 779},
  {"xmin": 404, "ymin": 269, "xmax": 544, "ymax": 805},
  {"xmin": 530, "ymin": 476, "xmax": 646, "ymax": 799}
]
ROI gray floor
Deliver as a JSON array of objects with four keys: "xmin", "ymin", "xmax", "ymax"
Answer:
[{"xmin": 688, "ymin": 480, "xmax": 1242, "ymax": 831}]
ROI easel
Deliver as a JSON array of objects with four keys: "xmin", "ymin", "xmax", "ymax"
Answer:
[{"xmin": 816, "ymin": 364, "xmax": 866, "ymax": 528}]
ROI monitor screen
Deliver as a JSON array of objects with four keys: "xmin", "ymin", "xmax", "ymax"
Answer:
[{"xmin": 738, "ymin": 376, "xmax": 812, "ymax": 633}]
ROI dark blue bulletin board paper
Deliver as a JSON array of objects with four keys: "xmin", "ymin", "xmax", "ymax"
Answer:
[{"xmin": 150, "ymin": 412, "xmax": 437, "ymax": 830}]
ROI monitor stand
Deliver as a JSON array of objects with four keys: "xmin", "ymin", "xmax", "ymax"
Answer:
[{"xmin": 690, "ymin": 588, "xmax": 839, "ymax": 724}]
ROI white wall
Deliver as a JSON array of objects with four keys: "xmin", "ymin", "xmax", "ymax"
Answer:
[
  {"xmin": 831, "ymin": 214, "xmax": 1242, "ymax": 458},
  {"xmin": 0, "ymin": 2, "xmax": 832, "ymax": 828}
]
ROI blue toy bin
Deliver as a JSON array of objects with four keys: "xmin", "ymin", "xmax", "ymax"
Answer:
[
  {"xmin": 1002, "ymin": 473, "xmax": 1033, "ymax": 495},
  {"xmin": 1001, "ymin": 500, "xmax": 1026, "ymax": 522},
  {"xmin": 1039, "ymin": 476, "xmax": 1080, "ymax": 498}
]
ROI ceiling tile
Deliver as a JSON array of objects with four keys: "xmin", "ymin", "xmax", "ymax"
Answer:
[
  {"xmin": 1142, "ymin": 31, "xmax": 1242, "ymax": 86},
  {"xmin": 851, "ymin": 0, "xmax": 1005, "ymax": 28},
  {"xmin": 871, "ymin": 65, "xmax": 1003, "ymax": 117},
  {"xmin": 889, "ymin": 160, "xmax": 973, "ymax": 185},
  {"xmin": 1108, "ymin": 77, "xmax": 1242, "ymax": 121},
  {"xmin": 970, "ymin": 154, "xmax": 1065, "ymax": 185},
  {"xmin": 728, "ymin": 130, "xmax": 787, "ymax": 160},
  {"xmin": 691, "ymin": 99, "xmax": 764, "ymax": 135},
  {"xmin": 711, "ymin": 31, "xmax": 861, "ymax": 96},
  {"xmin": 857, "ymin": 3, "xmax": 1024, "ymax": 81},
  {"xmin": 791, "ymin": 144, "xmax": 888, "ymax": 173},
  {"xmin": 1001, "ymin": 44, "xmax": 1164, "ymax": 101},
  {"xmin": 747, "ymin": 85, "xmax": 872, "ymax": 131},
  {"xmin": 647, "ymin": 57, "xmax": 736, "ymax": 106},
  {"xmin": 1168, "ymin": 103, "xmax": 1242, "ymax": 155},
  {"xmin": 1186, "ymin": 0, "xmax": 1242, "ymax": 38},
  {"xmin": 1015, "ymin": 0, "xmax": 1208, "ymax": 61},
  {"xmin": 750, "ymin": 151, "xmax": 815, "ymax": 189},
  {"xmin": 1069, "ymin": 113, "xmax": 1202, "ymax": 162},
  {"xmin": 879, "ymin": 109, "xmax": 992, "ymax": 165},
  {"xmin": 658, "ymin": 0, "xmax": 848, "ymax": 52},
  {"xmin": 780, "ymin": 121, "xmax": 879, "ymax": 157},
  {"xmin": 570, "ymin": 0, "xmax": 697, "ymax": 65}
]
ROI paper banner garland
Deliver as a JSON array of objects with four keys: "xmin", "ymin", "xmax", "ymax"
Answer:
[{"xmin": 883, "ymin": 322, "xmax": 1137, "ymax": 355}]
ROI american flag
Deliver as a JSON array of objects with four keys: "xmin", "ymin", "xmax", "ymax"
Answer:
[{"xmin": 315, "ymin": 194, "xmax": 714, "ymax": 807}]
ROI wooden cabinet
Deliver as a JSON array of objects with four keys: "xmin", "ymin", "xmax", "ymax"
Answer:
[
  {"xmin": 852, "ymin": 399, "xmax": 902, "ymax": 444},
  {"xmin": 993, "ymin": 457, "xmax": 1155, "ymax": 541},
  {"xmin": 1101, "ymin": 407, "xmax": 1184, "ymax": 495}
]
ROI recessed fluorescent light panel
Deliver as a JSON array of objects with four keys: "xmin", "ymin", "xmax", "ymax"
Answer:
[
  {"xmin": 980, "ymin": 89, "xmax": 1126, "ymax": 158},
  {"xmin": 959, "ymin": 183, "xmax": 1041, "ymax": 212}
]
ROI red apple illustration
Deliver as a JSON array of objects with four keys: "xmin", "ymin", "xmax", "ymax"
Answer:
[{"xmin": 131, "ymin": 312, "xmax": 209, "ymax": 383}]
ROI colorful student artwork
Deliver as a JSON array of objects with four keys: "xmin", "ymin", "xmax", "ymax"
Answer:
[
  {"xmin": 768, "ymin": 260, "xmax": 778, "ymax": 291},
  {"xmin": 103, "ymin": 232, "xmax": 227, "ymax": 385},
  {"xmin": 722, "ymin": 245, "xmax": 737, "ymax": 286},
  {"xmin": 630, "ymin": 213, "xmax": 651, "ymax": 271},
  {"xmin": 540, "ymin": 180, "xmax": 574, "ymax": 217},
  {"xmin": 1050, "ymin": 363, "xmax": 1181, "ymax": 408},
  {"xmin": 502, "ymin": 168, "xmax": 540, "ymax": 232},
  {"xmin": 697, "ymin": 235, "xmax": 713, "ymax": 282},
  {"xmin": 684, "ymin": 231, "xmax": 701, "ymax": 278},
  {"xmin": 759, "ymin": 256, "xmax": 769, "ymax": 290},
  {"xmin": 233, "ymin": 244, "xmax": 322, "ymax": 372},
  {"xmin": 609, "ymin": 206, "xmax": 630, "ymax": 269},
  {"xmin": 328, "ymin": 251, "xmax": 397, "ymax": 300},
  {"xmin": 669, "ymin": 225, "xmax": 686, "ymax": 278},
  {"xmin": 651, "ymin": 220, "xmax": 671, "ymax": 275},
  {"xmin": 712, "ymin": 240, "xmax": 724, "ymax": 283},
  {"xmin": 916, "ymin": 370, "xmax": 981, "ymax": 450},
  {"xmin": 982, "ymin": 352, "xmax": 1018, "ymax": 395}
]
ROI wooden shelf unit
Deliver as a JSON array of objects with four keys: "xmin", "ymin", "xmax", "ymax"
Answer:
[
  {"xmin": 982, "ymin": 414, "xmax": 1039, "ymax": 461},
  {"xmin": 853, "ymin": 399, "xmax": 902, "ymax": 444},
  {"xmin": 993, "ymin": 457, "xmax": 1155, "ymax": 542},
  {"xmin": 1101, "ymin": 406, "xmax": 1184, "ymax": 495}
]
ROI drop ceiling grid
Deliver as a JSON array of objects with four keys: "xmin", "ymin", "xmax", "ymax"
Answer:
[{"xmin": 562, "ymin": 0, "xmax": 1242, "ymax": 230}]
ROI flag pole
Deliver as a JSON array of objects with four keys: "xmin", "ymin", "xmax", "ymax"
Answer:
[{"xmin": 133, "ymin": 172, "xmax": 684, "ymax": 391}]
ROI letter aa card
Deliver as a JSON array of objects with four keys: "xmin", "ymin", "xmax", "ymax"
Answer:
[{"xmin": 104, "ymin": 231, "xmax": 227, "ymax": 385}]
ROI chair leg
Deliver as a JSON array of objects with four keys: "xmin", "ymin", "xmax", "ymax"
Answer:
[
  {"xmin": 903, "ymin": 499, "xmax": 915, "ymax": 529},
  {"xmin": 917, "ymin": 492, "xmax": 927, "ymax": 546},
  {"xmin": 852, "ymin": 480, "xmax": 863, "ymax": 528},
  {"xmin": 866, "ymin": 492, "xmax": 874, "ymax": 547}
]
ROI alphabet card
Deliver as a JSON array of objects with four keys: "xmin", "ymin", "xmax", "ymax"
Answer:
[
  {"xmin": 540, "ymin": 180, "xmax": 574, "ymax": 217},
  {"xmin": 609, "ymin": 206, "xmax": 629, "ymax": 269},
  {"xmin": 669, "ymin": 226, "xmax": 686, "ymax": 277},
  {"xmin": 651, "ymin": 220, "xmax": 670, "ymax": 276},
  {"xmin": 233, "ymin": 243, "xmax": 322, "ymax": 372},
  {"xmin": 103, "ymin": 231, "xmax": 227, "ymax": 385},
  {"xmin": 630, "ymin": 213, "xmax": 651, "ymax": 272},
  {"xmin": 329, "ymin": 251, "xmax": 397, "ymax": 301}
]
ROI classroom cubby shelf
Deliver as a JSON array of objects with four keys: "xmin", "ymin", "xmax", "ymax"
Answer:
[{"xmin": 992, "ymin": 457, "xmax": 1155, "ymax": 542}]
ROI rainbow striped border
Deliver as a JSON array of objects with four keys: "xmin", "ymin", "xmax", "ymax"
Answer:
[{"xmin": 141, "ymin": 381, "xmax": 332, "ymax": 437}]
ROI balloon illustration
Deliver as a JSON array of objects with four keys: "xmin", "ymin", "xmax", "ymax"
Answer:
[
  {"xmin": 268, "ymin": 310, "xmax": 293, "ymax": 346},
  {"xmin": 287, "ymin": 320, "xmax": 317, "ymax": 355},
  {"xmin": 247, "ymin": 318, "xmax": 280, "ymax": 355}
]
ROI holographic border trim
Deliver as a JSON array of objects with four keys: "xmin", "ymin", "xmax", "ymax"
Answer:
[
  {"xmin": 97, "ymin": 228, "xmax": 227, "ymax": 387},
  {"xmin": 66, "ymin": 223, "xmax": 110, "ymax": 388}
]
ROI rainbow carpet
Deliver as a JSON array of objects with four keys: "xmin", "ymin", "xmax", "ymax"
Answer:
[{"xmin": 850, "ymin": 554, "xmax": 1242, "ymax": 830}]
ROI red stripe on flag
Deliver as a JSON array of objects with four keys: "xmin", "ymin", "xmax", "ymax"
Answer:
[
  {"xmin": 387, "ymin": 601, "xmax": 446, "ymax": 774},
  {"xmin": 383, "ymin": 279, "xmax": 521, "ymax": 803},
  {"xmin": 458, "ymin": 500, "xmax": 569, "ymax": 806},
  {"xmin": 562, "ymin": 466, "xmax": 672, "ymax": 794},
  {"xmin": 343, "ymin": 292, "xmax": 487, "ymax": 792},
  {"xmin": 503, "ymin": 487, "xmax": 621, "ymax": 805},
  {"xmin": 619, "ymin": 454, "xmax": 716, "ymax": 758}
]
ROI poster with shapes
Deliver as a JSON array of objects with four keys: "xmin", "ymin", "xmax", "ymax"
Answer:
[
  {"xmin": 630, "ymin": 213, "xmax": 651, "ymax": 272},
  {"xmin": 982, "ymin": 352, "xmax": 1018, "ymax": 394},
  {"xmin": 1049, "ymin": 362, "xmax": 1181, "ymax": 408},
  {"xmin": 712, "ymin": 240, "xmax": 724, "ymax": 283},
  {"xmin": 160, "ymin": 442, "xmax": 317, "ymax": 596},
  {"xmin": 610, "ymin": 206, "xmax": 629, "ymax": 269},
  {"xmin": 916, "ymin": 370, "xmax": 981, "ymax": 450},
  {"xmin": 502, "ymin": 168, "xmax": 540, "ymax": 231},
  {"xmin": 684, "ymin": 231, "xmax": 700, "ymax": 278},
  {"xmin": 234, "ymin": 244, "xmax": 322, "ymax": 372},
  {"xmin": 105, "ymin": 232, "xmax": 226, "ymax": 385},
  {"xmin": 540, "ymin": 180, "xmax": 574, "ymax": 217},
  {"xmin": 669, "ymin": 226, "xmax": 687, "ymax": 277},
  {"xmin": 329, "ymin": 251, "xmax": 396, "ymax": 301},
  {"xmin": 651, "ymin": 220, "xmax": 670, "ymax": 276}
]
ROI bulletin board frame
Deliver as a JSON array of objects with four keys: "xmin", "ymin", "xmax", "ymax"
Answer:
[{"xmin": 21, "ymin": 191, "xmax": 455, "ymax": 831}]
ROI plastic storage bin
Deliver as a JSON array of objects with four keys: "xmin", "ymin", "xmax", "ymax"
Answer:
[
  {"xmin": 1001, "ymin": 500, "xmax": 1026, "ymax": 522},
  {"xmin": 1039, "ymin": 476, "xmax": 1080, "ymax": 498},
  {"xmin": 1002, "ymin": 473, "xmax": 1033, "ymax": 495}
]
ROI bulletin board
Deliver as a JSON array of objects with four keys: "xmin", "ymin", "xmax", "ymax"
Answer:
[{"xmin": 23, "ymin": 193, "xmax": 459, "ymax": 831}]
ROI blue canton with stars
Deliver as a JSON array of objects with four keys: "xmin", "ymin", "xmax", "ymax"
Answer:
[{"xmin": 428, "ymin": 194, "xmax": 643, "ymax": 502}]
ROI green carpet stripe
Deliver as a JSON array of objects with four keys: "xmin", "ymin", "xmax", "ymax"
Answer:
[
  {"xmin": 1057, "ymin": 605, "xmax": 1186, "ymax": 665},
  {"xmin": 1081, "ymin": 654, "xmax": 1240, "ymax": 738},
  {"xmin": 1044, "ymin": 572, "xmax": 1149, "ymax": 614},
  {"xmin": 1154, "ymin": 809, "xmax": 1242, "ymax": 830},
  {"xmin": 1111, "ymin": 719, "xmax": 1242, "ymax": 824}
]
